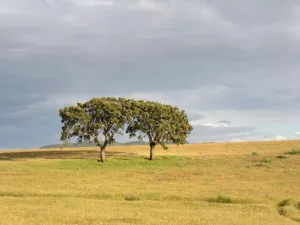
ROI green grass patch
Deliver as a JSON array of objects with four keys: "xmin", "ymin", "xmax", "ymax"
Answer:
[
  {"xmin": 204, "ymin": 195, "xmax": 251, "ymax": 204},
  {"xmin": 23, "ymin": 156, "xmax": 193, "ymax": 171},
  {"xmin": 252, "ymin": 152, "xmax": 259, "ymax": 156}
]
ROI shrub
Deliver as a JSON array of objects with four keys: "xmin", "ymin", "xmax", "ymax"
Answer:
[
  {"xmin": 285, "ymin": 147, "xmax": 300, "ymax": 155},
  {"xmin": 205, "ymin": 195, "xmax": 252, "ymax": 204},
  {"xmin": 277, "ymin": 199, "xmax": 300, "ymax": 222},
  {"xmin": 278, "ymin": 199, "xmax": 291, "ymax": 207},
  {"xmin": 261, "ymin": 158, "xmax": 272, "ymax": 163},
  {"xmin": 206, "ymin": 195, "xmax": 234, "ymax": 204},
  {"xmin": 296, "ymin": 202, "xmax": 300, "ymax": 210},
  {"xmin": 124, "ymin": 195, "xmax": 140, "ymax": 201},
  {"xmin": 255, "ymin": 158, "xmax": 272, "ymax": 167},
  {"xmin": 252, "ymin": 152, "xmax": 259, "ymax": 156},
  {"xmin": 277, "ymin": 154, "xmax": 288, "ymax": 159},
  {"xmin": 278, "ymin": 207, "xmax": 287, "ymax": 216},
  {"xmin": 165, "ymin": 195, "xmax": 182, "ymax": 201}
]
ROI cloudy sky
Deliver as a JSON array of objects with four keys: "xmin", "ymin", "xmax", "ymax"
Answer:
[{"xmin": 1, "ymin": 0, "xmax": 300, "ymax": 148}]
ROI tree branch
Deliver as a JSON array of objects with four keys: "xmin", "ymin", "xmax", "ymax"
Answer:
[{"xmin": 94, "ymin": 136, "xmax": 103, "ymax": 149}]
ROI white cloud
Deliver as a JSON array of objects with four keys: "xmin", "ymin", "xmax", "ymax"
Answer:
[
  {"xmin": 275, "ymin": 135, "xmax": 288, "ymax": 141},
  {"xmin": 193, "ymin": 122, "xmax": 229, "ymax": 128},
  {"xmin": 190, "ymin": 115, "xmax": 231, "ymax": 128},
  {"xmin": 190, "ymin": 120, "xmax": 204, "ymax": 126}
]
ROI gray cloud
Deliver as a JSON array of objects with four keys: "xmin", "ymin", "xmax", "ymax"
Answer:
[
  {"xmin": 218, "ymin": 120, "xmax": 231, "ymax": 124},
  {"xmin": 209, "ymin": 0, "xmax": 300, "ymax": 25},
  {"xmin": 0, "ymin": 0, "xmax": 300, "ymax": 148},
  {"xmin": 187, "ymin": 112, "xmax": 206, "ymax": 121}
]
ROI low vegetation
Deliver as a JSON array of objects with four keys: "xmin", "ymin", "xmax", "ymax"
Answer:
[
  {"xmin": 254, "ymin": 158, "xmax": 273, "ymax": 167},
  {"xmin": 277, "ymin": 154, "xmax": 289, "ymax": 159},
  {"xmin": 204, "ymin": 195, "xmax": 252, "ymax": 204},
  {"xmin": 124, "ymin": 195, "xmax": 140, "ymax": 201},
  {"xmin": 277, "ymin": 198, "xmax": 300, "ymax": 222},
  {"xmin": 285, "ymin": 146, "xmax": 300, "ymax": 155}
]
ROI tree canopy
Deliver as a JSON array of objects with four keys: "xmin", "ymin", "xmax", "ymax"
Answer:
[
  {"xmin": 59, "ymin": 97, "xmax": 193, "ymax": 162},
  {"xmin": 59, "ymin": 97, "xmax": 131, "ymax": 162},
  {"xmin": 126, "ymin": 100, "xmax": 193, "ymax": 160}
]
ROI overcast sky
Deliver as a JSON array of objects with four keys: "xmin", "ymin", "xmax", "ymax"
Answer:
[{"xmin": 1, "ymin": 0, "xmax": 300, "ymax": 148}]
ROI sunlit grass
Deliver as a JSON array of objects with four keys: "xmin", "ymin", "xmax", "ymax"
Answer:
[{"xmin": 1, "ymin": 140, "xmax": 300, "ymax": 225}]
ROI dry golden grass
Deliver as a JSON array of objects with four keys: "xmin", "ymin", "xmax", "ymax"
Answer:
[{"xmin": 0, "ymin": 140, "xmax": 300, "ymax": 225}]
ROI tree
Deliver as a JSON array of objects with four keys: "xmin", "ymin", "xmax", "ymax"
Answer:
[
  {"xmin": 126, "ymin": 100, "xmax": 193, "ymax": 160},
  {"xmin": 59, "ymin": 97, "xmax": 131, "ymax": 163}
]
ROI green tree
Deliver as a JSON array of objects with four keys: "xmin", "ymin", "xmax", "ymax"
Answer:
[
  {"xmin": 126, "ymin": 100, "xmax": 193, "ymax": 160},
  {"xmin": 59, "ymin": 97, "xmax": 131, "ymax": 163}
]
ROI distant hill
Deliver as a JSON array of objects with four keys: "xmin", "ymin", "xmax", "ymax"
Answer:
[{"xmin": 40, "ymin": 141, "xmax": 149, "ymax": 149}]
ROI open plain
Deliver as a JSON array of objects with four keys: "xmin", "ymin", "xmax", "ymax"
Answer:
[{"xmin": 0, "ymin": 141, "xmax": 300, "ymax": 225}]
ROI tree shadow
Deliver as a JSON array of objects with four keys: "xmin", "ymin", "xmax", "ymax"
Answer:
[{"xmin": 0, "ymin": 150, "xmax": 137, "ymax": 161}]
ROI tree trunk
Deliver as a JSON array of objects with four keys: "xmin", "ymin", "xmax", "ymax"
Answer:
[
  {"xmin": 150, "ymin": 145, "xmax": 155, "ymax": 160},
  {"xmin": 100, "ymin": 148, "xmax": 105, "ymax": 163}
]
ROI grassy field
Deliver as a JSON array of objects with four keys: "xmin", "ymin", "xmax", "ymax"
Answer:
[{"xmin": 1, "ymin": 141, "xmax": 300, "ymax": 225}]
